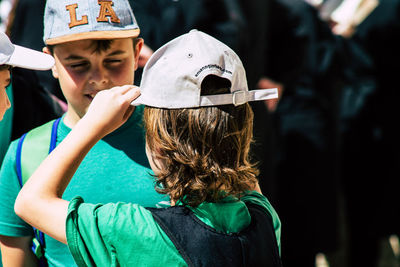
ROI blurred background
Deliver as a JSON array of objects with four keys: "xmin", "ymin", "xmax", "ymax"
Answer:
[{"xmin": 1, "ymin": 0, "xmax": 399, "ymax": 266}]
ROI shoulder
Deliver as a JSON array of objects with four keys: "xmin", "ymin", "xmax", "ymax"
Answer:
[
  {"xmin": 241, "ymin": 191, "xmax": 280, "ymax": 222},
  {"xmin": 69, "ymin": 197, "xmax": 154, "ymax": 221},
  {"xmin": 0, "ymin": 138, "xmax": 20, "ymax": 174},
  {"xmin": 17, "ymin": 119, "xmax": 60, "ymax": 151},
  {"xmin": 241, "ymin": 191, "xmax": 281, "ymax": 250},
  {"xmin": 66, "ymin": 198, "xmax": 163, "ymax": 252},
  {"xmin": 66, "ymin": 197, "xmax": 184, "ymax": 266},
  {"xmin": 13, "ymin": 119, "xmax": 59, "ymax": 145},
  {"xmin": 67, "ymin": 197, "xmax": 157, "ymax": 239},
  {"xmin": 4, "ymin": 119, "xmax": 61, "ymax": 183},
  {"xmin": 241, "ymin": 191, "xmax": 271, "ymax": 205},
  {"xmin": 2, "ymin": 139, "xmax": 20, "ymax": 160}
]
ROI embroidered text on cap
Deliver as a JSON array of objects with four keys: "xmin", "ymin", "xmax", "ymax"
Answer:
[{"xmin": 67, "ymin": 0, "xmax": 121, "ymax": 29}]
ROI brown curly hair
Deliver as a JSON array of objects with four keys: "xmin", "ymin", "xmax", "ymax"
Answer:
[{"xmin": 143, "ymin": 75, "xmax": 259, "ymax": 207}]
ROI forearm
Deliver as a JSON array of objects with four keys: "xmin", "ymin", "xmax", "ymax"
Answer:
[
  {"xmin": 14, "ymin": 118, "xmax": 102, "ymax": 244},
  {"xmin": 0, "ymin": 236, "xmax": 38, "ymax": 267}
]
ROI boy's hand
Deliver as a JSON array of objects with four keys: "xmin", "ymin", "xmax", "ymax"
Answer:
[{"xmin": 81, "ymin": 85, "xmax": 140, "ymax": 138}]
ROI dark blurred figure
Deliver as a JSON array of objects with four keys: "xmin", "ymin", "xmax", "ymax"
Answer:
[
  {"xmin": 238, "ymin": 0, "xmax": 279, "ymax": 207},
  {"xmin": 129, "ymin": 0, "xmax": 247, "ymax": 84},
  {"xmin": 0, "ymin": 67, "xmax": 63, "ymax": 166},
  {"xmin": 6, "ymin": 0, "xmax": 65, "ymax": 102},
  {"xmin": 10, "ymin": 68, "xmax": 62, "ymax": 139},
  {"xmin": 334, "ymin": 0, "xmax": 400, "ymax": 266},
  {"xmin": 0, "ymin": 0, "xmax": 64, "ymax": 165},
  {"xmin": 239, "ymin": 0, "xmax": 373, "ymax": 266}
]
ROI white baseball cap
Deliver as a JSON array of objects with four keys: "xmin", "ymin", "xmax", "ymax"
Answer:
[
  {"xmin": 132, "ymin": 29, "xmax": 278, "ymax": 108},
  {"xmin": 0, "ymin": 31, "xmax": 55, "ymax": 70}
]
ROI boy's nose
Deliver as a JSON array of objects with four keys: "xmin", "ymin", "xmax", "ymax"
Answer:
[{"xmin": 89, "ymin": 67, "xmax": 109, "ymax": 87}]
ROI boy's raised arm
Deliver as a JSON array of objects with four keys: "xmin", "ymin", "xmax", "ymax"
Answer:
[{"xmin": 14, "ymin": 85, "xmax": 140, "ymax": 244}]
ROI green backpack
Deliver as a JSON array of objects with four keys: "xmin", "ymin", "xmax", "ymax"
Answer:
[{"xmin": 16, "ymin": 118, "xmax": 61, "ymax": 267}]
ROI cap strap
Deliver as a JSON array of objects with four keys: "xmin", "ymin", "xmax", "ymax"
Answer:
[{"xmin": 199, "ymin": 88, "xmax": 278, "ymax": 107}]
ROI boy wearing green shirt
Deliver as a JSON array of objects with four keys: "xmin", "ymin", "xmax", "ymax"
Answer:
[
  {"xmin": 15, "ymin": 30, "xmax": 282, "ymax": 266},
  {"xmin": 0, "ymin": 0, "xmax": 166, "ymax": 266}
]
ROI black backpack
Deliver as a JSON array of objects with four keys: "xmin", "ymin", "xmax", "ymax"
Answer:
[{"xmin": 147, "ymin": 202, "xmax": 282, "ymax": 267}]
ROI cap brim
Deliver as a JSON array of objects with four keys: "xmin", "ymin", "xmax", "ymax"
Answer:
[
  {"xmin": 45, "ymin": 29, "xmax": 140, "ymax": 45},
  {"xmin": 8, "ymin": 45, "xmax": 55, "ymax": 70},
  {"xmin": 130, "ymin": 88, "xmax": 279, "ymax": 108},
  {"xmin": 130, "ymin": 94, "xmax": 144, "ymax": 106}
]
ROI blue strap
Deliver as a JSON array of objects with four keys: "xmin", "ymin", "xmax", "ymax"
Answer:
[
  {"xmin": 49, "ymin": 118, "xmax": 61, "ymax": 153},
  {"xmin": 16, "ymin": 133, "xmax": 27, "ymax": 188},
  {"xmin": 15, "ymin": 118, "xmax": 61, "ymax": 265}
]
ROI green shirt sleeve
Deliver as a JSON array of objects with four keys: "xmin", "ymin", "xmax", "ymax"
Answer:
[{"xmin": 67, "ymin": 197, "xmax": 121, "ymax": 267}]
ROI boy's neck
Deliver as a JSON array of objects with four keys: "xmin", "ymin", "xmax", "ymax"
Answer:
[{"xmin": 63, "ymin": 111, "xmax": 82, "ymax": 129}]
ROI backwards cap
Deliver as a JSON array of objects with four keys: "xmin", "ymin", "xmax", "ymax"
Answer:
[
  {"xmin": 0, "ymin": 31, "xmax": 54, "ymax": 70},
  {"xmin": 132, "ymin": 30, "xmax": 278, "ymax": 108},
  {"xmin": 44, "ymin": 0, "xmax": 139, "ymax": 45}
]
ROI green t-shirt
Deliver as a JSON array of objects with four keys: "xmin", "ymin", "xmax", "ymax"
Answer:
[
  {"xmin": 0, "ymin": 106, "xmax": 167, "ymax": 267},
  {"xmin": 66, "ymin": 191, "xmax": 281, "ymax": 267},
  {"xmin": 0, "ymin": 83, "xmax": 13, "ymax": 166}
]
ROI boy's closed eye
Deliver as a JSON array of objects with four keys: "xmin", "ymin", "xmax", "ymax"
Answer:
[
  {"xmin": 69, "ymin": 61, "xmax": 90, "ymax": 71},
  {"xmin": 104, "ymin": 58, "xmax": 124, "ymax": 67},
  {"xmin": 68, "ymin": 59, "xmax": 124, "ymax": 71}
]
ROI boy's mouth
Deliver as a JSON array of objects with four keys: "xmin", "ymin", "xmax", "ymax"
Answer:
[{"xmin": 85, "ymin": 93, "xmax": 97, "ymax": 101}]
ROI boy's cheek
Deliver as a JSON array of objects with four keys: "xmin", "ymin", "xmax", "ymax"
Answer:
[{"xmin": 107, "ymin": 63, "xmax": 135, "ymax": 85}]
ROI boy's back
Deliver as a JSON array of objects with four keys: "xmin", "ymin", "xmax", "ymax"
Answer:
[{"xmin": 66, "ymin": 191, "xmax": 280, "ymax": 266}]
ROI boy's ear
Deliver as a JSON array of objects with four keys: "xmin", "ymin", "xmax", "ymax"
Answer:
[
  {"xmin": 43, "ymin": 47, "xmax": 59, "ymax": 79},
  {"xmin": 133, "ymin": 38, "xmax": 144, "ymax": 71}
]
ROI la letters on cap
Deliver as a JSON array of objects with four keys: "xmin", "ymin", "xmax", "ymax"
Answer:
[{"xmin": 67, "ymin": 0, "xmax": 121, "ymax": 29}]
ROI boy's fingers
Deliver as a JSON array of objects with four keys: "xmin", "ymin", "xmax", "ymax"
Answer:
[
  {"xmin": 109, "ymin": 84, "xmax": 136, "ymax": 94},
  {"xmin": 121, "ymin": 85, "xmax": 139, "ymax": 94},
  {"xmin": 123, "ymin": 86, "xmax": 141, "ymax": 102}
]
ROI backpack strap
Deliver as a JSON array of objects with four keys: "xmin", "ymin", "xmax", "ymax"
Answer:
[
  {"xmin": 15, "ymin": 118, "xmax": 61, "ymax": 266},
  {"xmin": 16, "ymin": 118, "xmax": 60, "ymax": 187}
]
